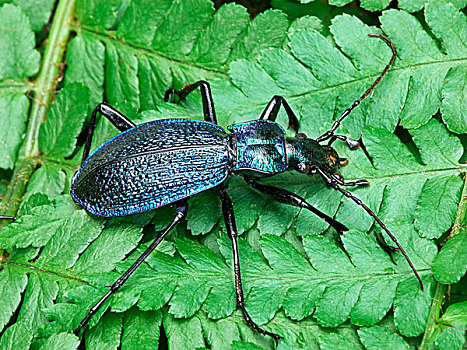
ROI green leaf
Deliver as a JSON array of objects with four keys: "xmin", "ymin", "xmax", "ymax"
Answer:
[
  {"xmin": 39, "ymin": 332, "xmax": 79, "ymax": 350},
  {"xmin": 3, "ymin": 0, "xmax": 55, "ymax": 32},
  {"xmin": 440, "ymin": 65, "xmax": 467, "ymax": 134},
  {"xmin": 164, "ymin": 312, "xmax": 205, "ymax": 350},
  {"xmin": 358, "ymin": 326, "xmax": 409, "ymax": 350},
  {"xmin": 414, "ymin": 175, "xmax": 463, "ymax": 239},
  {"xmin": 394, "ymin": 277, "xmax": 434, "ymax": 337},
  {"xmin": 187, "ymin": 191, "xmax": 221, "ymax": 235},
  {"xmin": 2, "ymin": 1, "xmax": 467, "ymax": 349},
  {"xmin": 440, "ymin": 301, "xmax": 467, "ymax": 326},
  {"xmin": 0, "ymin": 4, "xmax": 40, "ymax": 80},
  {"xmin": 434, "ymin": 327, "xmax": 466, "ymax": 350},
  {"xmin": 0, "ymin": 269, "xmax": 27, "ymax": 332},
  {"xmin": 39, "ymin": 83, "xmax": 90, "ymax": 159},
  {"xmin": 121, "ymin": 308, "xmax": 162, "ymax": 350},
  {"xmin": 0, "ymin": 92, "xmax": 29, "ymax": 169},
  {"xmin": 65, "ymin": 34, "xmax": 105, "ymax": 112},
  {"xmin": 433, "ymin": 229, "xmax": 467, "ymax": 284},
  {"xmin": 23, "ymin": 163, "xmax": 66, "ymax": 202},
  {"xmin": 0, "ymin": 196, "xmax": 96, "ymax": 249},
  {"xmin": 85, "ymin": 312, "xmax": 122, "ymax": 349},
  {"xmin": 399, "ymin": 0, "xmax": 467, "ymax": 13},
  {"xmin": 0, "ymin": 322, "xmax": 33, "ymax": 350}
]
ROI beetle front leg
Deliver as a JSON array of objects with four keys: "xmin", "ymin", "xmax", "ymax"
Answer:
[
  {"xmin": 164, "ymin": 80, "xmax": 217, "ymax": 124},
  {"xmin": 82, "ymin": 103, "xmax": 136, "ymax": 164},
  {"xmin": 259, "ymin": 95, "xmax": 300, "ymax": 133},
  {"xmin": 331, "ymin": 174, "xmax": 369, "ymax": 187},
  {"xmin": 74, "ymin": 200, "xmax": 188, "ymax": 335},
  {"xmin": 219, "ymin": 187, "xmax": 281, "ymax": 343},
  {"xmin": 244, "ymin": 176, "xmax": 348, "ymax": 233},
  {"xmin": 327, "ymin": 134, "xmax": 360, "ymax": 149}
]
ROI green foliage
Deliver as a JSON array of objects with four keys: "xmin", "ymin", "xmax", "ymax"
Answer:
[
  {"xmin": 0, "ymin": 1, "xmax": 466, "ymax": 349},
  {"xmin": 288, "ymin": 0, "xmax": 467, "ymax": 13}
]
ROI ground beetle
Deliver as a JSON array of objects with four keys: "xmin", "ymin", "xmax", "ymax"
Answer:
[{"xmin": 2, "ymin": 34, "xmax": 424, "ymax": 342}]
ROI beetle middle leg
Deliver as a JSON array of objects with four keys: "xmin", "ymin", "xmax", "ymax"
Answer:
[
  {"xmin": 243, "ymin": 176, "xmax": 348, "ymax": 233},
  {"xmin": 75, "ymin": 200, "xmax": 188, "ymax": 334},
  {"xmin": 82, "ymin": 103, "xmax": 136, "ymax": 164},
  {"xmin": 259, "ymin": 95, "xmax": 300, "ymax": 133},
  {"xmin": 218, "ymin": 186, "xmax": 281, "ymax": 342},
  {"xmin": 164, "ymin": 80, "xmax": 217, "ymax": 124}
]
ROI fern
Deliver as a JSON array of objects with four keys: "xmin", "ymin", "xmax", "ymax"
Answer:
[
  {"xmin": 0, "ymin": 1, "xmax": 466, "ymax": 349},
  {"xmin": 280, "ymin": 0, "xmax": 467, "ymax": 13}
]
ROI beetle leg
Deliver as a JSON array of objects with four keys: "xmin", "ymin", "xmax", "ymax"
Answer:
[
  {"xmin": 0, "ymin": 216, "xmax": 15, "ymax": 220},
  {"xmin": 74, "ymin": 200, "xmax": 188, "ymax": 335},
  {"xmin": 164, "ymin": 80, "xmax": 217, "ymax": 124},
  {"xmin": 219, "ymin": 186, "xmax": 281, "ymax": 343},
  {"xmin": 327, "ymin": 135, "xmax": 360, "ymax": 149},
  {"xmin": 243, "ymin": 176, "xmax": 348, "ymax": 233},
  {"xmin": 82, "ymin": 103, "xmax": 136, "ymax": 165},
  {"xmin": 259, "ymin": 95, "xmax": 300, "ymax": 133},
  {"xmin": 331, "ymin": 174, "xmax": 369, "ymax": 187}
]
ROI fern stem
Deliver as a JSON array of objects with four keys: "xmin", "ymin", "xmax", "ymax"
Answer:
[
  {"xmin": 419, "ymin": 173, "xmax": 467, "ymax": 348},
  {"xmin": 0, "ymin": 0, "xmax": 76, "ymax": 222},
  {"xmin": 419, "ymin": 283, "xmax": 447, "ymax": 350},
  {"xmin": 20, "ymin": 0, "xmax": 77, "ymax": 159}
]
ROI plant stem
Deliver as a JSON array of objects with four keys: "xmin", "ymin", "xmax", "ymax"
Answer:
[
  {"xmin": 419, "ymin": 173, "xmax": 467, "ymax": 349},
  {"xmin": 0, "ymin": 0, "xmax": 76, "ymax": 221},
  {"xmin": 20, "ymin": 0, "xmax": 76, "ymax": 159},
  {"xmin": 419, "ymin": 283, "xmax": 447, "ymax": 350}
]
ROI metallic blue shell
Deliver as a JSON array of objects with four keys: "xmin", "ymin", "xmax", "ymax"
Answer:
[
  {"xmin": 71, "ymin": 119, "xmax": 231, "ymax": 217},
  {"xmin": 228, "ymin": 120, "xmax": 287, "ymax": 174}
]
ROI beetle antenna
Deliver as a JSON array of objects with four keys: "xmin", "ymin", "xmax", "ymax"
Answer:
[
  {"xmin": 317, "ymin": 34, "xmax": 397, "ymax": 143},
  {"xmin": 314, "ymin": 167, "xmax": 424, "ymax": 291}
]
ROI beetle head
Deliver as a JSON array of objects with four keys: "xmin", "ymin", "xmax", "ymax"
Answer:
[{"xmin": 286, "ymin": 134, "xmax": 347, "ymax": 175}]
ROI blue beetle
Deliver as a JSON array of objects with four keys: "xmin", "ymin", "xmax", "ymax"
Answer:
[{"xmin": 71, "ymin": 34, "xmax": 422, "ymax": 341}]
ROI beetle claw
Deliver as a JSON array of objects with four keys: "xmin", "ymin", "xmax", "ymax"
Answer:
[
  {"xmin": 346, "ymin": 138, "xmax": 360, "ymax": 150},
  {"xmin": 339, "ymin": 158, "xmax": 348, "ymax": 166}
]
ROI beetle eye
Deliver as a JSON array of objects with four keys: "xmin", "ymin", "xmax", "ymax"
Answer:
[
  {"xmin": 296, "ymin": 133, "xmax": 307, "ymax": 138},
  {"xmin": 297, "ymin": 163, "xmax": 310, "ymax": 173}
]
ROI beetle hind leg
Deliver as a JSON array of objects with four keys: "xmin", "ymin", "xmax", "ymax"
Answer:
[
  {"xmin": 164, "ymin": 80, "xmax": 217, "ymax": 124},
  {"xmin": 82, "ymin": 103, "xmax": 136, "ymax": 165},
  {"xmin": 74, "ymin": 200, "xmax": 188, "ymax": 335},
  {"xmin": 219, "ymin": 187, "xmax": 281, "ymax": 343}
]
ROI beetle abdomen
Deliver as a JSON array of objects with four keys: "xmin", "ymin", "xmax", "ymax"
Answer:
[{"xmin": 71, "ymin": 119, "xmax": 231, "ymax": 217}]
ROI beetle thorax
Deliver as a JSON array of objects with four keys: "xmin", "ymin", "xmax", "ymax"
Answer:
[{"xmin": 285, "ymin": 137, "xmax": 340, "ymax": 174}]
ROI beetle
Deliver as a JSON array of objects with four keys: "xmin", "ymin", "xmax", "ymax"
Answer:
[{"xmin": 64, "ymin": 34, "xmax": 423, "ymax": 341}]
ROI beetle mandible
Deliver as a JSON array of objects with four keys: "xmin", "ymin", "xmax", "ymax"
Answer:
[{"xmin": 70, "ymin": 34, "xmax": 423, "ymax": 341}]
